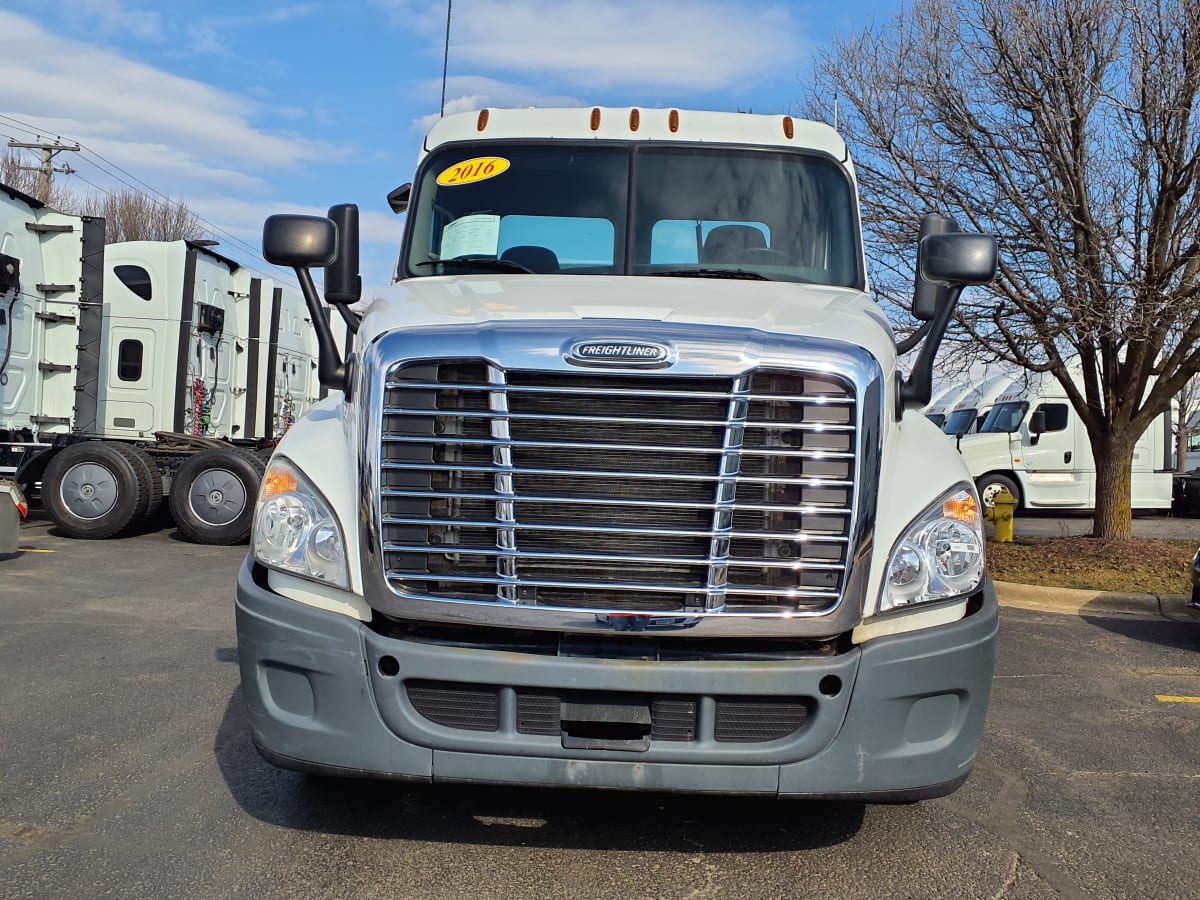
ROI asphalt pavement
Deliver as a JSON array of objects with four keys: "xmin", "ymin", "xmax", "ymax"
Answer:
[{"xmin": 2, "ymin": 514, "xmax": 1198, "ymax": 898}]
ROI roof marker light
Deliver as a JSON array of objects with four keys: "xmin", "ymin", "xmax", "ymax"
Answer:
[
  {"xmin": 669, "ymin": 109, "xmax": 679, "ymax": 132},
  {"xmin": 629, "ymin": 108, "xmax": 640, "ymax": 132},
  {"xmin": 590, "ymin": 107, "xmax": 601, "ymax": 131},
  {"xmin": 783, "ymin": 116, "xmax": 794, "ymax": 139},
  {"xmin": 476, "ymin": 109, "xmax": 489, "ymax": 132}
]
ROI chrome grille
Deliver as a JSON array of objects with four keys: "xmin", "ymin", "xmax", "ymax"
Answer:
[{"xmin": 379, "ymin": 360, "xmax": 857, "ymax": 614}]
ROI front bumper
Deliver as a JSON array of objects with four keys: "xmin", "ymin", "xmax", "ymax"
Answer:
[{"xmin": 236, "ymin": 558, "xmax": 998, "ymax": 800}]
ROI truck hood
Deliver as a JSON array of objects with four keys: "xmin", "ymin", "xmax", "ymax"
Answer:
[{"xmin": 359, "ymin": 274, "xmax": 899, "ymax": 368}]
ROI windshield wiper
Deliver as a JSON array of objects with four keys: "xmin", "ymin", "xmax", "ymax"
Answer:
[
  {"xmin": 650, "ymin": 267, "xmax": 771, "ymax": 281},
  {"xmin": 415, "ymin": 256, "xmax": 533, "ymax": 274}
]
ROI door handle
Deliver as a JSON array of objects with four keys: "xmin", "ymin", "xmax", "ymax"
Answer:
[{"xmin": 1064, "ymin": 451, "xmax": 1072, "ymax": 464}]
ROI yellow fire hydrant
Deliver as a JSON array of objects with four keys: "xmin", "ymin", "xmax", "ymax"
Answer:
[{"xmin": 984, "ymin": 487, "xmax": 1017, "ymax": 542}]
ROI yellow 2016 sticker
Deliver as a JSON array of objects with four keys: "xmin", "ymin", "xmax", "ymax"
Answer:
[{"xmin": 437, "ymin": 156, "xmax": 511, "ymax": 186}]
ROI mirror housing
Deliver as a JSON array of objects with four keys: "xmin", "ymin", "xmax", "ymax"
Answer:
[
  {"xmin": 324, "ymin": 204, "xmax": 362, "ymax": 306},
  {"xmin": 912, "ymin": 214, "xmax": 958, "ymax": 321},
  {"xmin": 387, "ymin": 183, "xmax": 411, "ymax": 215},
  {"xmin": 262, "ymin": 215, "xmax": 337, "ymax": 267},
  {"xmin": 1029, "ymin": 409, "xmax": 1046, "ymax": 435},
  {"xmin": 919, "ymin": 233, "xmax": 999, "ymax": 287},
  {"xmin": 899, "ymin": 222, "xmax": 1000, "ymax": 413},
  {"xmin": 262, "ymin": 213, "xmax": 347, "ymax": 393}
]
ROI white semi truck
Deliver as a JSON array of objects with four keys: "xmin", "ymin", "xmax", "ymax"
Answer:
[
  {"xmin": 238, "ymin": 107, "xmax": 999, "ymax": 800},
  {"xmin": 960, "ymin": 363, "xmax": 1173, "ymax": 510},
  {"xmin": 0, "ymin": 182, "xmax": 321, "ymax": 543}
]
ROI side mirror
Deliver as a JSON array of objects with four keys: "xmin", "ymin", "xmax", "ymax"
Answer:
[
  {"xmin": 1029, "ymin": 409, "xmax": 1046, "ymax": 435},
  {"xmin": 387, "ymin": 183, "xmax": 411, "ymax": 215},
  {"xmin": 262, "ymin": 215, "xmax": 337, "ymax": 267},
  {"xmin": 912, "ymin": 213, "xmax": 958, "ymax": 320},
  {"xmin": 324, "ymin": 204, "xmax": 361, "ymax": 305},
  {"xmin": 919, "ymin": 233, "xmax": 998, "ymax": 287}
]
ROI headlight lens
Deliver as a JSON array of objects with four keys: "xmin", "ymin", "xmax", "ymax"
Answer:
[
  {"xmin": 253, "ymin": 457, "xmax": 349, "ymax": 589},
  {"xmin": 880, "ymin": 484, "xmax": 985, "ymax": 612}
]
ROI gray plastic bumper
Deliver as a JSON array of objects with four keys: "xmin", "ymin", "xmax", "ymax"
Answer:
[{"xmin": 236, "ymin": 558, "xmax": 997, "ymax": 800}]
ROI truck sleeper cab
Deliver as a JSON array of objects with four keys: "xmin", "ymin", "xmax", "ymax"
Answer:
[{"xmin": 237, "ymin": 107, "xmax": 999, "ymax": 800}]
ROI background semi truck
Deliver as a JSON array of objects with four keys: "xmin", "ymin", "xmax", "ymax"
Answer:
[
  {"xmin": 0, "ymin": 181, "xmax": 325, "ymax": 543},
  {"xmin": 237, "ymin": 106, "xmax": 999, "ymax": 800},
  {"xmin": 959, "ymin": 362, "xmax": 1173, "ymax": 511}
]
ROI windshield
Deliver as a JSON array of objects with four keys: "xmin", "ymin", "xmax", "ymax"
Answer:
[
  {"xmin": 926, "ymin": 413, "xmax": 946, "ymax": 427},
  {"xmin": 979, "ymin": 401, "xmax": 1028, "ymax": 433},
  {"xmin": 942, "ymin": 408, "xmax": 978, "ymax": 437},
  {"xmin": 401, "ymin": 143, "xmax": 860, "ymax": 286}
]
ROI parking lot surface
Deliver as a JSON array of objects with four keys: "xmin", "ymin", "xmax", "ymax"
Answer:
[{"xmin": 2, "ymin": 515, "xmax": 1199, "ymax": 899}]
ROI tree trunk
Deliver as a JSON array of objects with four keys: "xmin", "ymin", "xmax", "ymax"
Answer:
[{"xmin": 1091, "ymin": 436, "xmax": 1136, "ymax": 540}]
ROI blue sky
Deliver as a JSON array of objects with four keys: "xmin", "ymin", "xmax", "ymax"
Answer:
[{"xmin": 0, "ymin": 0, "xmax": 891, "ymax": 295}]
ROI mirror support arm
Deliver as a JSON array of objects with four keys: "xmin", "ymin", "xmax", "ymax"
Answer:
[
  {"xmin": 295, "ymin": 266, "xmax": 347, "ymax": 392},
  {"xmin": 899, "ymin": 284, "xmax": 964, "ymax": 413}
]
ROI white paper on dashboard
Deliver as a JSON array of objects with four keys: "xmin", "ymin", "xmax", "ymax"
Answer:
[{"xmin": 440, "ymin": 214, "xmax": 500, "ymax": 259}]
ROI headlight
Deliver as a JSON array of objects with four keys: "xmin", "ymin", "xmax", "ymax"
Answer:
[
  {"xmin": 880, "ymin": 484, "xmax": 985, "ymax": 612},
  {"xmin": 253, "ymin": 457, "xmax": 349, "ymax": 589}
]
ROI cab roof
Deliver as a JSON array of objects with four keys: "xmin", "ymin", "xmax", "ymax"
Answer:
[{"xmin": 422, "ymin": 107, "xmax": 851, "ymax": 167}]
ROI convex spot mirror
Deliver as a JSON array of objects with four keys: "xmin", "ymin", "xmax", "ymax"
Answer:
[
  {"xmin": 919, "ymin": 233, "xmax": 998, "ymax": 287},
  {"xmin": 263, "ymin": 215, "xmax": 337, "ymax": 268}
]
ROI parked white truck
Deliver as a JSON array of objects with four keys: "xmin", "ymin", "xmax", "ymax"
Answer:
[
  {"xmin": 238, "ymin": 107, "xmax": 999, "ymax": 800},
  {"xmin": 961, "ymin": 363, "xmax": 1173, "ymax": 510},
  {"xmin": 0, "ymin": 182, "xmax": 321, "ymax": 543}
]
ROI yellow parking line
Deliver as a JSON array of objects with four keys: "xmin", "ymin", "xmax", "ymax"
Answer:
[
  {"xmin": 18, "ymin": 548, "xmax": 56, "ymax": 554},
  {"xmin": 1156, "ymin": 695, "xmax": 1200, "ymax": 704}
]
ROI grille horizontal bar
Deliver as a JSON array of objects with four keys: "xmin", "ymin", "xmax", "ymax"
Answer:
[
  {"xmin": 382, "ymin": 461, "xmax": 852, "ymax": 487},
  {"xmin": 378, "ymin": 361, "xmax": 857, "ymax": 615},
  {"xmin": 381, "ymin": 434, "xmax": 854, "ymax": 458},
  {"xmin": 384, "ymin": 543, "xmax": 847, "ymax": 570}
]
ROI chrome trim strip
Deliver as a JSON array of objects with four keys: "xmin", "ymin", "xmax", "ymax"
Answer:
[
  {"xmin": 385, "ymin": 381, "xmax": 855, "ymax": 404},
  {"xmin": 386, "ymin": 572, "xmax": 840, "ymax": 600},
  {"xmin": 708, "ymin": 374, "xmax": 747, "ymax": 612},
  {"xmin": 488, "ymin": 364, "xmax": 519, "ymax": 604}
]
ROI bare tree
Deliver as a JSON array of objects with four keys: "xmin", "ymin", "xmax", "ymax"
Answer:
[
  {"xmin": 76, "ymin": 188, "xmax": 205, "ymax": 243},
  {"xmin": 806, "ymin": 0, "xmax": 1200, "ymax": 539}
]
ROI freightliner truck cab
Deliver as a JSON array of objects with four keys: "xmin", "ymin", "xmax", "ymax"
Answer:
[{"xmin": 236, "ymin": 107, "xmax": 999, "ymax": 800}]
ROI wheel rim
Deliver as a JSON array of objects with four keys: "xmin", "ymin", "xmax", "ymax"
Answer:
[
  {"xmin": 187, "ymin": 467, "xmax": 248, "ymax": 526},
  {"xmin": 60, "ymin": 462, "xmax": 119, "ymax": 520},
  {"xmin": 980, "ymin": 482, "xmax": 1007, "ymax": 508}
]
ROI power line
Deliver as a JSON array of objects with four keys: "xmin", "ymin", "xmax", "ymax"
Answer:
[{"xmin": 0, "ymin": 112, "xmax": 301, "ymax": 290}]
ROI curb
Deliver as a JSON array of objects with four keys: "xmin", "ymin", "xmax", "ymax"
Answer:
[{"xmin": 995, "ymin": 580, "xmax": 1200, "ymax": 622}]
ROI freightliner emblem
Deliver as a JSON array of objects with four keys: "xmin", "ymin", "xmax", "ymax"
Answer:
[{"xmin": 566, "ymin": 339, "xmax": 673, "ymax": 368}]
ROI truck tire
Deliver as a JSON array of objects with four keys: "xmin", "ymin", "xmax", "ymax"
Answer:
[
  {"xmin": 169, "ymin": 448, "xmax": 263, "ymax": 545},
  {"xmin": 125, "ymin": 444, "xmax": 164, "ymax": 522},
  {"xmin": 977, "ymin": 473, "xmax": 1021, "ymax": 510},
  {"xmin": 42, "ymin": 441, "xmax": 152, "ymax": 539}
]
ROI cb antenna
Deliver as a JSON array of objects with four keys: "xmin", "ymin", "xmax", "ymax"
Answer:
[{"xmin": 440, "ymin": 0, "xmax": 453, "ymax": 117}]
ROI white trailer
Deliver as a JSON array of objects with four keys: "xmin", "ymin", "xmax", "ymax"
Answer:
[
  {"xmin": 958, "ymin": 363, "xmax": 1173, "ymax": 510},
  {"xmin": 0, "ymin": 184, "xmax": 319, "ymax": 543}
]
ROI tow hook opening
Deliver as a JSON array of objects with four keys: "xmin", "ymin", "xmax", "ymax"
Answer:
[{"xmin": 560, "ymin": 700, "xmax": 652, "ymax": 751}]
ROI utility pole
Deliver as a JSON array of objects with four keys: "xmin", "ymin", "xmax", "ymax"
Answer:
[{"xmin": 7, "ymin": 138, "xmax": 80, "ymax": 202}]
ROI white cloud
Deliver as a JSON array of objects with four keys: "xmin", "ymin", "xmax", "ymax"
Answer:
[
  {"xmin": 64, "ymin": 0, "xmax": 162, "ymax": 40},
  {"xmin": 412, "ymin": 75, "xmax": 587, "ymax": 131},
  {"xmin": 378, "ymin": 0, "xmax": 801, "ymax": 92},
  {"xmin": 0, "ymin": 11, "xmax": 335, "ymax": 184}
]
